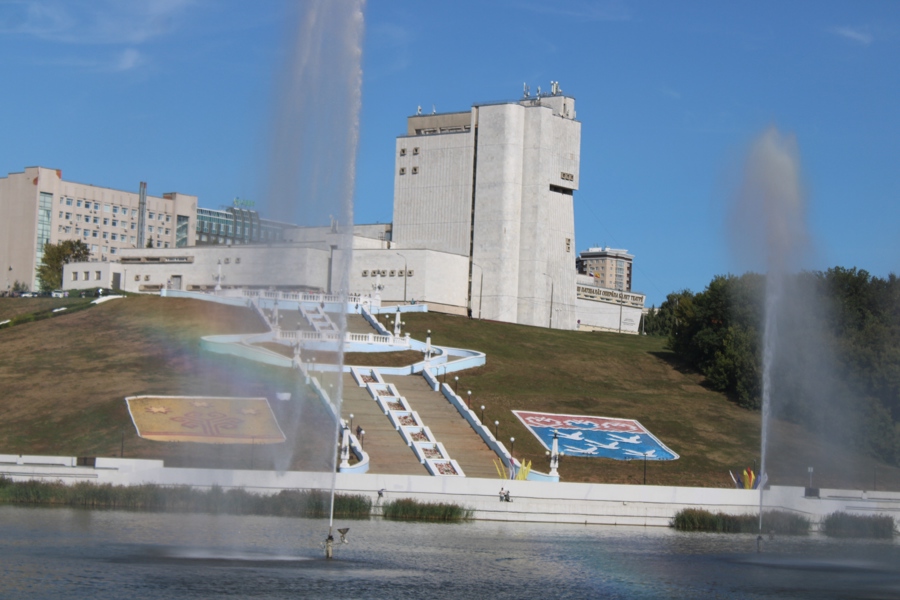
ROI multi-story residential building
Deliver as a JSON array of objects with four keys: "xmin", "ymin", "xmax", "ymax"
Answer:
[
  {"xmin": 0, "ymin": 166, "xmax": 197, "ymax": 292},
  {"xmin": 576, "ymin": 247, "xmax": 634, "ymax": 292}
]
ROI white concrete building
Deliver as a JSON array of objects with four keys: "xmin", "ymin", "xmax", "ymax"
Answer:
[{"xmin": 392, "ymin": 85, "xmax": 580, "ymax": 329}]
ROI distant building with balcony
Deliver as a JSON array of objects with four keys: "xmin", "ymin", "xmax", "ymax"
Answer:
[{"xmin": 576, "ymin": 247, "xmax": 633, "ymax": 291}]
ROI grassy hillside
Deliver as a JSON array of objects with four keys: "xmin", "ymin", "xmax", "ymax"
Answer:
[
  {"xmin": 0, "ymin": 296, "xmax": 335, "ymax": 472},
  {"xmin": 1, "ymin": 296, "xmax": 897, "ymax": 489}
]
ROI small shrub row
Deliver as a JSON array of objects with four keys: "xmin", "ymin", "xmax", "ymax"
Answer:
[
  {"xmin": 0, "ymin": 477, "xmax": 371, "ymax": 519},
  {"xmin": 822, "ymin": 512, "xmax": 894, "ymax": 538},
  {"xmin": 671, "ymin": 508, "xmax": 810, "ymax": 535},
  {"xmin": 381, "ymin": 497, "xmax": 472, "ymax": 522}
]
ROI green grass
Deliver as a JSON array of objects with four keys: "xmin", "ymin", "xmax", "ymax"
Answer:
[
  {"xmin": 0, "ymin": 477, "xmax": 371, "ymax": 518},
  {"xmin": 3, "ymin": 296, "xmax": 900, "ymax": 489},
  {"xmin": 821, "ymin": 511, "xmax": 894, "ymax": 538},
  {"xmin": 671, "ymin": 508, "xmax": 810, "ymax": 534},
  {"xmin": 381, "ymin": 497, "xmax": 472, "ymax": 522}
]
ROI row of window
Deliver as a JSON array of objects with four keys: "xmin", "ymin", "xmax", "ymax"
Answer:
[
  {"xmin": 361, "ymin": 269, "xmax": 414, "ymax": 277},
  {"xmin": 399, "ymin": 147, "xmax": 420, "ymax": 156},
  {"xmin": 398, "ymin": 166, "xmax": 420, "ymax": 175},
  {"xmin": 71, "ymin": 270, "xmax": 103, "ymax": 281},
  {"xmin": 60, "ymin": 197, "xmax": 171, "ymax": 221}
]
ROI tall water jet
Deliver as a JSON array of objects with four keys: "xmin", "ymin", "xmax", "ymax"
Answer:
[
  {"xmin": 262, "ymin": 0, "xmax": 364, "ymax": 543},
  {"xmin": 729, "ymin": 126, "xmax": 809, "ymax": 530}
]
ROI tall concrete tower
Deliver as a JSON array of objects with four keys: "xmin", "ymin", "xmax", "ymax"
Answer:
[{"xmin": 392, "ymin": 86, "xmax": 580, "ymax": 329}]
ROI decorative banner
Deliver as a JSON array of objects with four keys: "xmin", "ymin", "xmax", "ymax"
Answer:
[
  {"xmin": 513, "ymin": 410, "xmax": 678, "ymax": 461},
  {"xmin": 127, "ymin": 396, "xmax": 286, "ymax": 444}
]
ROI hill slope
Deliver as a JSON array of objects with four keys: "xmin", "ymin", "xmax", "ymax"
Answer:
[{"xmin": 1, "ymin": 296, "xmax": 897, "ymax": 489}]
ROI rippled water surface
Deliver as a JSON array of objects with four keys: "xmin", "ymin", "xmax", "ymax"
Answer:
[{"xmin": 3, "ymin": 506, "xmax": 900, "ymax": 599}]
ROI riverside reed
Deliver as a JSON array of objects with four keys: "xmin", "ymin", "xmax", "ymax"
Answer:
[
  {"xmin": 0, "ymin": 477, "xmax": 371, "ymax": 519},
  {"xmin": 671, "ymin": 508, "xmax": 810, "ymax": 534},
  {"xmin": 381, "ymin": 497, "xmax": 472, "ymax": 522},
  {"xmin": 822, "ymin": 511, "xmax": 895, "ymax": 538}
]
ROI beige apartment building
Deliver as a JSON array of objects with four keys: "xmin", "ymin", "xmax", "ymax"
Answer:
[
  {"xmin": 0, "ymin": 166, "xmax": 197, "ymax": 292},
  {"xmin": 576, "ymin": 247, "xmax": 633, "ymax": 292}
]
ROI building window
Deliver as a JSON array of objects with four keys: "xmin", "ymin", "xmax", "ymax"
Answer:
[
  {"xmin": 65, "ymin": 197, "xmax": 73, "ymax": 206},
  {"xmin": 102, "ymin": 232, "xmax": 108, "ymax": 239},
  {"xmin": 94, "ymin": 202, "xmax": 100, "ymax": 210},
  {"xmin": 112, "ymin": 206, "xmax": 119, "ymax": 214},
  {"xmin": 135, "ymin": 275, "xmax": 140, "ymax": 281},
  {"xmin": 84, "ymin": 271, "xmax": 90, "ymax": 280},
  {"xmin": 566, "ymin": 238, "xmax": 572, "ymax": 252},
  {"xmin": 92, "ymin": 231, "xmax": 98, "ymax": 237},
  {"xmin": 64, "ymin": 212, "xmax": 71, "ymax": 220},
  {"xmin": 149, "ymin": 212, "xmax": 155, "ymax": 219},
  {"xmin": 235, "ymin": 257, "xmax": 241, "ymax": 264},
  {"xmin": 103, "ymin": 204, "xmax": 110, "ymax": 212},
  {"xmin": 144, "ymin": 275, "xmax": 150, "ymax": 281},
  {"xmin": 399, "ymin": 167, "xmax": 406, "ymax": 175},
  {"xmin": 411, "ymin": 166, "xmax": 419, "ymax": 174},
  {"xmin": 111, "ymin": 233, "xmax": 117, "ymax": 241},
  {"xmin": 110, "ymin": 248, "xmax": 117, "ymax": 254},
  {"xmin": 95, "ymin": 271, "xmax": 101, "ymax": 281},
  {"xmin": 413, "ymin": 147, "xmax": 419, "ymax": 155},
  {"xmin": 72, "ymin": 272, "xmax": 78, "ymax": 281},
  {"xmin": 93, "ymin": 216, "xmax": 99, "ymax": 224},
  {"xmin": 103, "ymin": 218, "xmax": 109, "ymax": 225},
  {"xmin": 77, "ymin": 200, "xmax": 83, "ymax": 208},
  {"xmin": 400, "ymin": 147, "xmax": 407, "ymax": 156}
]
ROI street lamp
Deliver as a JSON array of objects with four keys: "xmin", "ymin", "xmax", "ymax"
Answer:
[
  {"xmin": 360, "ymin": 430, "xmax": 365, "ymax": 449},
  {"xmin": 542, "ymin": 273, "xmax": 554, "ymax": 328},
  {"xmin": 396, "ymin": 252, "xmax": 408, "ymax": 302},
  {"xmin": 349, "ymin": 413, "xmax": 354, "ymax": 433},
  {"xmin": 643, "ymin": 452, "xmax": 649, "ymax": 485},
  {"xmin": 454, "ymin": 376, "xmax": 459, "ymax": 394},
  {"xmin": 510, "ymin": 437, "xmax": 516, "ymax": 460},
  {"xmin": 480, "ymin": 405, "xmax": 485, "ymax": 423},
  {"xmin": 494, "ymin": 420, "xmax": 499, "ymax": 438},
  {"xmin": 467, "ymin": 390, "xmax": 472, "ymax": 409}
]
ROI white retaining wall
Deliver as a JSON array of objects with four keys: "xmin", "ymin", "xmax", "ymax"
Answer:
[{"xmin": 1, "ymin": 454, "xmax": 895, "ymax": 527}]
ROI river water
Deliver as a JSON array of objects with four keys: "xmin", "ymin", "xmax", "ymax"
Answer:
[{"xmin": 2, "ymin": 506, "xmax": 900, "ymax": 599}]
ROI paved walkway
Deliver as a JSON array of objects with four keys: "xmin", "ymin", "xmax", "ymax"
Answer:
[
  {"xmin": 341, "ymin": 373, "xmax": 426, "ymax": 476},
  {"xmin": 387, "ymin": 376, "xmax": 499, "ymax": 478}
]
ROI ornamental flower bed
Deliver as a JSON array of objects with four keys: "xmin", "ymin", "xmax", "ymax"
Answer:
[
  {"xmin": 421, "ymin": 445, "xmax": 443, "ymax": 459},
  {"xmin": 387, "ymin": 400, "xmax": 404, "ymax": 411},
  {"xmin": 410, "ymin": 429, "xmax": 429, "ymax": 442},
  {"xmin": 434, "ymin": 461, "xmax": 458, "ymax": 475},
  {"xmin": 398, "ymin": 414, "xmax": 417, "ymax": 426}
]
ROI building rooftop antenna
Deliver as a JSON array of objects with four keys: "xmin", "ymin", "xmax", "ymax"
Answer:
[{"xmin": 523, "ymin": 82, "xmax": 530, "ymax": 98}]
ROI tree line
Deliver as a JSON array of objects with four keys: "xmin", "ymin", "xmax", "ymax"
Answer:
[{"xmin": 644, "ymin": 267, "xmax": 900, "ymax": 465}]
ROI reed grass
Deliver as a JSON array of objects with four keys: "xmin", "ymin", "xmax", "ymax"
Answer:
[
  {"xmin": 821, "ymin": 511, "xmax": 894, "ymax": 538},
  {"xmin": 381, "ymin": 497, "xmax": 472, "ymax": 522},
  {"xmin": 671, "ymin": 507, "xmax": 810, "ymax": 534},
  {"xmin": 0, "ymin": 477, "xmax": 371, "ymax": 519}
]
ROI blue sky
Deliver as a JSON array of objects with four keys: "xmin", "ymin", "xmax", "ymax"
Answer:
[{"xmin": 1, "ymin": 1, "xmax": 897, "ymax": 307}]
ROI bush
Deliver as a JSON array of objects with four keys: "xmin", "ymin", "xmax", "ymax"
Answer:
[
  {"xmin": 0, "ymin": 478, "xmax": 371, "ymax": 519},
  {"xmin": 381, "ymin": 497, "xmax": 472, "ymax": 522},
  {"xmin": 671, "ymin": 507, "xmax": 809, "ymax": 534},
  {"xmin": 822, "ymin": 512, "xmax": 894, "ymax": 538}
]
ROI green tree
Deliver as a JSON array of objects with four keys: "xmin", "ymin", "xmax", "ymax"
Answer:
[{"xmin": 35, "ymin": 240, "xmax": 91, "ymax": 291}]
